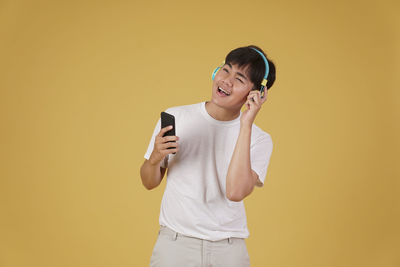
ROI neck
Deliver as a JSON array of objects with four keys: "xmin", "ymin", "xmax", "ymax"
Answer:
[{"xmin": 205, "ymin": 101, "xmax": 241, "ymax": 121}]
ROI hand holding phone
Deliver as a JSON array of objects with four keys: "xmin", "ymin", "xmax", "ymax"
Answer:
[{"xmin": 148, "ymin": 112, "xmax": 178, "ymax": 165}]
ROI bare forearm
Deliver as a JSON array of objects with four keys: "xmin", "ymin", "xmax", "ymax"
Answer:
[
  {"xmin": 140, "ymin": 159, "xmax": 166, "ymax": 190},
  {"xmin": 226, "ymin": 125, "xmax": 255, "ymax": 201},
  {"xmin": 141, "ymin": 125, "xmax": 178, "ymax": 190}
]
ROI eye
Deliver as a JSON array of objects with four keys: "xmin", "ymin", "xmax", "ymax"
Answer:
[
  {"xmin": 236, "ymin": 78, "xmax": 244, "ymax": 83},
  {"xmin": 222, "ymin": 68, "xmax": 229, "ymax": 73}
]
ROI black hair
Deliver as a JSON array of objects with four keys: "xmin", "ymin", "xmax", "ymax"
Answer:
[{"xmin": 225, "ymin": 45, "xmax": 276, "ymax": 90}]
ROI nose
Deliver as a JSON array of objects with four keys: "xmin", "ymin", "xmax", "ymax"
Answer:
[{"xmin": 221, "ymin": 73, "xmax": 234, "ymax": 87}]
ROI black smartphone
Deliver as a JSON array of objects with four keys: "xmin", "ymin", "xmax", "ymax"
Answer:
[{"xmin": 161, "ymin": 112, "xmax": 176, "ymax": 152}]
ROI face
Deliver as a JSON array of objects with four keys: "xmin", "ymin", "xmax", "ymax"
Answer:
[{"xmin": 211, "ymin": 63, "xmax": 255, "ymax": 111}]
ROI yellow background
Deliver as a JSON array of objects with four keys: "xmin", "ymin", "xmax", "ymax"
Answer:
[{"xmin": 1, "ymin": 0, "xmax": 399, "ymax": 266}]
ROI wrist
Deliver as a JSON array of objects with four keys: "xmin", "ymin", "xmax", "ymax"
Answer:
[
  {"xmin": 240, "ymin": 122, "xmax": 252, "ymax": 131},
  {"xmin": 148, "ymin": 154, "xmax": 161, "ymax": 166}
]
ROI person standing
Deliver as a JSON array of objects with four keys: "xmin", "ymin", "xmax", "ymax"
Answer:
[{"xmin": 140, "ymin": 45, "xmax": 276, "ymax": 267}]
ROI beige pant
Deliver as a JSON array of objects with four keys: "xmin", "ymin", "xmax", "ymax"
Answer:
[{"xmin": 150, "ymin": 226, "xmax": 250, "ymax": 267}]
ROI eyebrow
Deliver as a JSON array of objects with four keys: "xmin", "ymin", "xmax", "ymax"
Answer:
[{"xmin": 225, "ymin": 63, "xmax": 249, "ymax": 80}]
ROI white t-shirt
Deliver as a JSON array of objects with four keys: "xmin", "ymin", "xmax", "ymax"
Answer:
[{"xmin": 144, "ymin": 102, "xmax": 273, "ymax": 241}]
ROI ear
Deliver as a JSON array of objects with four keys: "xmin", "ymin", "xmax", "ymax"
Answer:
[{"xmin": 250, "ymin": 82, "xmax": 257, "ymax": 91}]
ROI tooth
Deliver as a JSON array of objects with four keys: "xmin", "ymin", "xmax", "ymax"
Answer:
[{"xmin": 219, "ymin": 87, "xmax": 229, "ymax": 95}]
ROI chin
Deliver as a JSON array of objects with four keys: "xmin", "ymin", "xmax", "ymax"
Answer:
[{"xmin": 211, "ymin": 95, "xmax": 228, "ymax": 108}]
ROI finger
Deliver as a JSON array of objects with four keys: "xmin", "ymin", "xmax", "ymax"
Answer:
[
  {"xmin": 160, "ymin": 146, "xmax": 179, "ymax": 156},
  {"xmin": 155, "ymin": 136, "xmax": 177, "ymax": 147},
  {"xmin": 247, "ymin": 95, "xmax": 255, "ymax": 104},
  {"xmin": 157, "ymin": 147, "xmax": 178, "ymax": 158},
  {"xmin": 253, "ymin": 93, "xmax": 261, "ymax": 106},
  {"xmin": 261, "ymin": 94, "xmax": 267, "ymax": 104},
  {"xmin": 248, "ymin": 90, "xmax": 259, "ymax": 98},
  {"xmin": 157, "ymin": 125, "xmax": 173, "ymax": 137},
  {"xmin": 246, "ymin": 96, "xmax": 257, "ymax": 109},
  {"xmin": 260, "ymin": 91, "xmax": 268, "ymax": 104},
  {"xmin": 262, "ymin": 88, "xmax": 268, "ymax": 97},
  {"xmin": 248, "ymin": 92, "xmax": 261, "ymax": 106},
  {"xmin": 164, "ymin": 148, "xmax": 178, "ymax": 155},
  {"xmin": 243, "ymin": 100, "xmax": 248, "ymax": 110},
  {"xmin": 160, "ymin": 142, "xmax": 178, "ymax": 150},
  {"xmin": 162, "ymin": 136, "xmax": 179, "ymax": 143},
  {"xmin": 248, "ymin": 90, "xmax": 260, "ymax": 101}
]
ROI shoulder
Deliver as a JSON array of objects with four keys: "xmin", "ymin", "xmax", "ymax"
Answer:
[{"xmin": 164, "ymin": 102, "xmax": 202, "ymax": 117}]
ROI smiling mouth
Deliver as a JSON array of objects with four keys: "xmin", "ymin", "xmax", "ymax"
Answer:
[{"xmin": 217, "ymin": 87, "xmax": 231, "ymax": 96}]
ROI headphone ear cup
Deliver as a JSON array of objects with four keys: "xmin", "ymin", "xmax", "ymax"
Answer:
[
  {"xmin": 260, "ymin": 86, "xmax": 265, "ymax": 97},
  {"xmin": 211, "ymin": 67, "xmax": 220, "ymax": 80}
]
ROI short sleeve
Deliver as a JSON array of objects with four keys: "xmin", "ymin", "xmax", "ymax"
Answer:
[
  {"xmin": 250, "ymin": 134, "xmax": 273, "ymax": 187},
  {"xmin": 144, "ymin": 118, "xmax": 169, "ymax": 168}
]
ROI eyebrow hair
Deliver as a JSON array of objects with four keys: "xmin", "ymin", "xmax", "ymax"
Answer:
[{"xmin": 225, "ymin": 63, "xmax": 249, "ymax": 80}]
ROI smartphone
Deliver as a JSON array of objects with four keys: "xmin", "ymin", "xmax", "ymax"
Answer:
[{"xmin": 161, "ymin": 112, "xmax": 176, "ymax": 153}]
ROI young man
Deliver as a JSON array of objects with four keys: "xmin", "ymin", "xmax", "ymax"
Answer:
[{"xmin": 140, "ymin": 45, "xmax": 276, "ymax": 267}]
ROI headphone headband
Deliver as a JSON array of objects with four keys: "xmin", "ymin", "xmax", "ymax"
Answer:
[{"xmin": 250, "ymin": 47, "xmax": 269, "ymax": 88}]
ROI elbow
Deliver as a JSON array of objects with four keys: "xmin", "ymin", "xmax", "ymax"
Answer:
[
  {"xmin": 140, "ymin": 165, "xmax": 159, "ymax": 191},
  {"xmin": 141, "ymin": 180, "xmax": 155, "ymax": 190},
  {"xmin": 140, "ymin": 173, "xmax": 159, "ymax": 190},
  {"xmin": 226, "ymin": 190, "xmax": 246, "ymax": 202},
  {"xmin": 143, "ymin": 183, "xmax": 157, "ymax": 190},
  {"xmin": 226, "ymin": 182, "xmax": 254, "ymax": 202}
]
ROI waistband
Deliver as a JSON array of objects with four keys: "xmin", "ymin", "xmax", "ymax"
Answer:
[{"xmin": 158, "ymin": 225, "xmax": 244, "ymax": 244}]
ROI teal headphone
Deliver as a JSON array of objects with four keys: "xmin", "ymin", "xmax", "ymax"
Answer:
[{"xmin": 211, "ymin": 47, "xmax": 270, "ymax": 95}]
